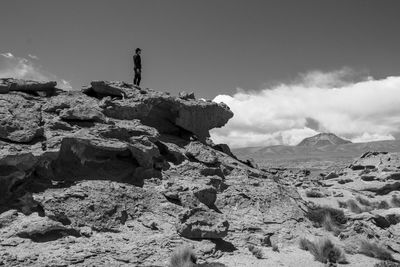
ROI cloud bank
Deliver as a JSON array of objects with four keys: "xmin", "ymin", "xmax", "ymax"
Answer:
[
  {"xmin": 0, "ymin": 52, "xmax": 72, "ymax": 90},
  {"xmin": 211, "ymin": 69, "xmax": 400, "ymax": 148}
]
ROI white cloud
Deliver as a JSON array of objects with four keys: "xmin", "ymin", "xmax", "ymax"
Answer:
[
  {"xmin": 61, "ymin": 79, "xmax": 73, "ymax": 90},
  {"xmin": 28, "ymin": 54, "xmax": 39, "ymax": 60},
  {"xmin": 211, "ymin": 68, "xmax": 400, "ymax": 148},
  {"xmin": 1, "ymin": 52, "xmax": 14, "ymax": 58},
  {"xmin": 0, "ymin": 52, "xmax": 73, "ymax": 90}
]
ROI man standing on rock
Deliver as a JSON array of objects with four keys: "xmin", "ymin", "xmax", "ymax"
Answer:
[{"xmin": 133, "ymin": 48, "xmax": 142, "ymax": 87}]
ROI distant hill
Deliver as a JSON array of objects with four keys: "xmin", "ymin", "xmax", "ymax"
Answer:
[
  {"xmin": 297, "ymin": 133, "xmax": 351, "ymax": 147},
  {"xmin": 232, "ymin": 139, "xmax": 400, "ymax": 169}
]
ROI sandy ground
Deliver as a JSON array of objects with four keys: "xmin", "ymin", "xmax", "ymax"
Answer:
[{"xmin": 216, "ymin": 246, "xmax": 382, "ymax": 267}]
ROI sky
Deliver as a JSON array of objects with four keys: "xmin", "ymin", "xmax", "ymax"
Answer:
[{"xmin": 1, "ymin": 0, "xmax": 400, "ymax": 148}]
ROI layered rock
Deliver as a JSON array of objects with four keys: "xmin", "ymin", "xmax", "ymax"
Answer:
[
  {"xmin": 0, "ymin": 78, "xmax": 57, "ymax": 95},
  {"xmin": 0, "ymin": 80, "xmax": 307, "ymax": 266}
]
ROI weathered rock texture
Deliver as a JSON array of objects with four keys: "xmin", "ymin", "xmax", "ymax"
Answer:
[{"xmin": 0, "ymin": 80, "xmax": 309, "ymax": 266}]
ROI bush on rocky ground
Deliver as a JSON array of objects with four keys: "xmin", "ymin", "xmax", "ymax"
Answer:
[
  {"xmin": 359, "ymin": 240, "xmax": 394, "ymax": 261},
  {"xmin": 299, "ymin": 237, "xmax": 347, "ymax": 264},
  {"xmin": 247, "ymin": 244, "xmax": 263, "ymax": 259},
  {"xmin": 306, "ymin": 205, "xmax": 347, "ymax": 226},
  {"xmin": 169, "ymin": 246, "xmax": 227, "ymax": 267},
  {"xmin": 322, "ymin": 213, "xmax": 344, "ymax": 236},
  {"xmin": 305, "ymin": 189, "xmax": 325, "ymax": 198},
  {"xmin": 391, "ymin": 195, "xmax": 400, "ymax": 207}
]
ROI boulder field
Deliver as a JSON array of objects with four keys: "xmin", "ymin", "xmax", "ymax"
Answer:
[{"xmin": 0, "ymin": 79, "xmax": 308, "ymax": 266}]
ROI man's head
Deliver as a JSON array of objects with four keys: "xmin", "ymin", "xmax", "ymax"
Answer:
[{"xmin": 135, "ymin": 48, "xmax": 141, "ymax": 55}]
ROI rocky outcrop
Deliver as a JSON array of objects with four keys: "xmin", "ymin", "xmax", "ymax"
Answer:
[
  {"xmin": 0, "ymin": 80, "xmax": 307, "ymax": 266},
  {"xmin": 84, "ymin": 81, "xmax": 233, "ymax": 141},
  {"xmin": 0, "ymin": 93, "xmax": 43, "ymax": 143},
  {"xmin": 0, "ymin": 78, "xmax": 57, "ymax": 95},
  {"xmin": 176, "ymin": 207, "xmax": 229, "ymax": 239}
]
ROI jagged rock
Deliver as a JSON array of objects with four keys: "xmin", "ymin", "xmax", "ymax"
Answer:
[
  {"xmin": 370, "ymin": 208, "xmax": 400, "ymax": 228},
  {"xmin": 179, "ymin": 91, "xmax": 195, "ymax": 100},
  {"xmin": 51, "ymin": 134, "xmax": 155, "ymax": 186},
  {"xmin": 176, "ymin": 207, "xmax": 229, "ymax": 239},
  {"xmin": 35, "ymin": 180, "xmax": 171, "ymax": 232},
  {"xmin": 0, "ymin": 210, "xmax": 18, "ymax": 228},
  {"xmin": 162, "ymin": 176, "xmax": 219, "ymax": 208},
  {"xmin": 0, "ymin": 94, "xmax": 43, "ymax": 143},
  {"xmin": 0, "ymin": 80, "xmax": 10, "ymax": 94},
  {"xmin": 89, "ymin": 81, "xmax": 129, "ymax": 98},
  {"xmin": 0, "ymin": 147, "xmax": 40, "ymax": 205},
  {"xmin": 213, "ymin": 143, "xmax": 236, "ymax": 158},
  {"xmin": 14, "ymin": 214, "xmax": 78, "ymax": 240},
  {"xmin": 0, "ymin": 79, "xmax": 318, "ymax": 266},
  {"xmin": 59, "ymin": 104, "xmax": 106, "ymax": 122},
  {"xmin": 192, "ymin": 185, "xmax": 217, "ymax": 207},
  {"xmin": 96, "ymin": 82, "xmax": 233, "ymax": 140},
  {"xmin": 0, "ymin": 78, "xmax": 57, "ymax": 93},
  {"xmin": 325, "ymin": 171, "xmax": 339, "ymax": 179},
  {"xmin": 185, "ymin": 141, "xmax": 219, "ymax": 165},
  {"xmin": 349, "ymin": 151, "xmax": 391, "ymax": 170}
]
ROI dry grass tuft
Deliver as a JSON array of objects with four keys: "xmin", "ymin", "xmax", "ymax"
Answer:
[
  {"xmin": 299, "ymin": 237, "xmax": 347, "ymax": 264},
  {"xmin": 377, "ymin": 201, "xmax": 390, "ymax": 210},
  {"xmin": 359, "ymin": 240, "xmax": 394, "ymax": 261},
  {"xmin": 170, "ymin": 246, "xmax": 197, "ymax": 267},
  {"xmin": 272, "ymin": 244, "xmax": 280, "ymax": 252},
  {"xmin": 391, "ymin": 195, "xmax": 400, "ymax": 207},
  {"xmin": 322, "ymin": 213, "xmax": 343, "ymax": 236},
  {"xmin": 305, "ymin": 189, "xmax": 325, "ymax": 198},
  {"xmin": 346, "ymin": 199, "xmax": 363, "ymax": 213},
  {"xmin": 307, "ymin": 205, "xmax": 347, "ymax": 226},
  {"xmin": 169, "ymin": 246, "xmax": 227, "ymax": 267},
  {"xmin": 356, "ymin": 196, "xmax": 372, "ymax": 206},
  {"xmin": 247, "ymin": 244, "xmax": 263, "ymax": 259}
]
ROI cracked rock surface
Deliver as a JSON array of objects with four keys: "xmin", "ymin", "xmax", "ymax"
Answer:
[{"xmin": 0, "ymin": 79, "xmax": 312, "ymax": 266}]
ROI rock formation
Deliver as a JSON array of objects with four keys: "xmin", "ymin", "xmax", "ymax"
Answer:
[{"xmin": 0, "ymin": 79, "xmax": 308, "ymax": 266}]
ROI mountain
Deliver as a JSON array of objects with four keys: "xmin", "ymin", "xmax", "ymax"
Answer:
[
  {"xmin": 297, "ymin": 132, "xmax": 352, "ymax": 147},
  {"xmin": 233, "ymin": 139, "xmax": 400, "ymax": 169}
]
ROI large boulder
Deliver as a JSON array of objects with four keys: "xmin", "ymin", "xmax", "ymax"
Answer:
[
  {"xmin": 0, "ymin": 78, "xmax": 56, "ymax": 94},
  {"xmin": 176, "ymin": 207, "xmax": 229, "ymax": 239},
  {"xmin": 93, "ymin": 81, "xmax": 233, "ymax": 140},
  {"xmin": 0, "ymin": 94, "xmax": 43, "ymax": 143},
  {"xmin": 88, "ymin": 81, "xmax": 129, "ymax": 98}
]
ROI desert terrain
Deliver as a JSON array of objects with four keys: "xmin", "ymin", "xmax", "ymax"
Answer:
[{"xmin": 0, "ymin": 79, "xmax": 400, "ymax": 267}]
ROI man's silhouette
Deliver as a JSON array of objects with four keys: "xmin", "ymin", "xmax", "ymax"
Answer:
[{"xmin": 133, "ymin": 48, "xmax": 142, "ymax": 87}]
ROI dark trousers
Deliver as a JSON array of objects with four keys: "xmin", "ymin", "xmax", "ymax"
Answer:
[{"xmin": 134, "ymin": 68, "xmax": 141, "ymax": 86}]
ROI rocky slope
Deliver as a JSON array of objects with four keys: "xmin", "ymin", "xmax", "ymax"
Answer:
[{"xmin": 0, "ymin": 79, "xmax": 310, "ymax": 266}]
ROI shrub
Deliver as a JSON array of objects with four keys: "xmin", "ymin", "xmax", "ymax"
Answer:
[
  {"xmin": 247, "ymin": 244, "xmax": 263, "ymax": 259},
  {"xmin": 338, "ymin": 200, "xmax": 348, "ymax": 208},
  {"xmin": 377, "ymin": 201, "xmax": 390, "ymax": 210},
  {"xmin": 169, "ymin": 246, "xmax": 227, "ymax": 267},
  {"xmin": 305, "ymin": 189, "xmax": 324, "ymax": 198},
  {"xmin": 322, "ymin": 213, "xmax": 343, "ymax": 236},
  {"xmin": 272, "ymin": 244, "xmax": 279, "ymax": 252},
  {"xmin": 298, "ymin": 237, "xmax": 347, "ymax": 264},
  {"xmin": 356, "ymin": 196, "xmax": 372, "ymax": 206},
  {"xmin": 170, "ymin": 246, "xmax": 197, "ymax": 267},
  {"xmin": 346, "ymin": 199, "xmax": 363, "ymax": 213},
  {"xmin": 359, "ymin": 240, "xmax": 393, "ymax": 261},
  {"xmin": 307, "ymin": 206, "xmax": 347, "ymax": 226}
]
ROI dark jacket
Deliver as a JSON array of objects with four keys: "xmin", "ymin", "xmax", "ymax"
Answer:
[{"xmin": 133, "ymin": 54, "xmax": 142, "ymax": 69}]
